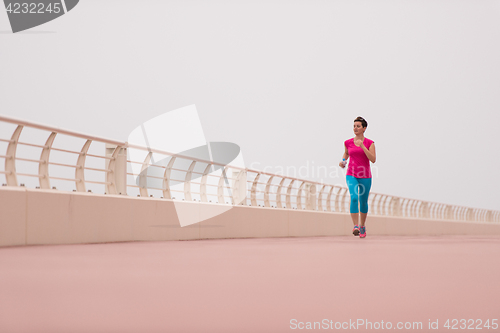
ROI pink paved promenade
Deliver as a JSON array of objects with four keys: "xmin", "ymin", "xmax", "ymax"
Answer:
[{"xmin": 1, "ymin": 235, "xmax": 499, "ymax": 332}]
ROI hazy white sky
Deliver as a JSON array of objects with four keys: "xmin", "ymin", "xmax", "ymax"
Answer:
[{"xmin": 1, "ymin": 0, "xmax": 499, "ymax": 210}]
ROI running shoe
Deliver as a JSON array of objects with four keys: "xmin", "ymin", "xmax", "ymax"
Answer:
[
  {"xmin": 359, "ymin": 226, "xmax": 366, "ymax": 238},
  {"xmin": 352, "ymin": 225, "xmax": 360, "ymax": 236}
]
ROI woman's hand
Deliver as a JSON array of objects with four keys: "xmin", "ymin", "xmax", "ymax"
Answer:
[
  {"xmin": 354, "ymin": 139, "xmax": 364, "ymax": 147},
  {"xmin": 339, "ymin": 160, "xmax": 346, "ymax": 168}
]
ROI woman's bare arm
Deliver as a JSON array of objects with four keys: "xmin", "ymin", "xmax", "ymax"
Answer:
[
  {"xmin": 360, "ymin": 142, "xmax": 376, "ymax": 163},
  {"xmin": 339, "ymin": 145, "xmax": 349, "ymax": 168}
]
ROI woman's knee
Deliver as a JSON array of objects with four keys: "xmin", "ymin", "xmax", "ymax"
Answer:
[
  {"xmin": 359, "ymin": 202, "xmax": 369, "ymax": 214},
  {"xmin": 350, "ymin": 194, "xmax": 359, "ymax": 204}
]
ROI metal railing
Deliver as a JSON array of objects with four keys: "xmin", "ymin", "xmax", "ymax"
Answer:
[{"xmin": 1, "ymin": 114, "xmax": 499, "ymax": 223}]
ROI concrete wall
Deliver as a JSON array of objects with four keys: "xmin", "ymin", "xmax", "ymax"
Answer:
[{"xmin": 1, "ymin": 187, "xmax": 500, "ymax": 247}]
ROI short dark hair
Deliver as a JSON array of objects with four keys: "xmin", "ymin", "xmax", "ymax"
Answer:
[{"xmin": 354, "ymin": 116, "xmax": 367, "ymax": 128}]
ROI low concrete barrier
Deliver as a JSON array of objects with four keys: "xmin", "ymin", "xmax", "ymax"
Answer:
[{"xmin": 1, "ymin": 187, "xmax": 499, "ymax": 247}]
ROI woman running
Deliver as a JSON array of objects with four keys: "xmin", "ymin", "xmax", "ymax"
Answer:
[{"xmin": 339, "ymin": 116, "xmax": 376, "ymax": 238}]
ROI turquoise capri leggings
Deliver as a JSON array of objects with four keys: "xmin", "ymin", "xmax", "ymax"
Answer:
[{"xmin": 346, "ymin": 175, "xmax": 372, "ymax": 214}]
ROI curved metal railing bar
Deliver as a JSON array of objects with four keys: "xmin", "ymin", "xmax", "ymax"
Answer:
[
  {"xmin": 5, "ymin": 125, "xmax": 23, "ymax": 186},
  {"xmin": 276, "ymin": 178, "xmax": 286, "ymax": 208},
  {"xmin": 264, "ymin": 176, "xmax": 274, "ymax": 208},
  {"xmin": 75, "ymin": 139, "xmax": 91, "ymax": 192}
]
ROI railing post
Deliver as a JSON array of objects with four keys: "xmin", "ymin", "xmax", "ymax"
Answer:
[
  {"xmin": 446, "ymin": 205, "xmax": 454, "ymax": 220},
  {"xmin": 409, "ymin": 200, "xmax": 416, "ymax": 217},
  {"xmin": 297, "ymin": 181, "xmax": 305, "ymax": 210},
  {"xmin": 184, "ymin": 161, "xmax": 196, "ymax": 201},
  {"xmin": 340, "ymin": 188, "xmax": 348, "ymax": 213},
  {"xmin": 251, "ymin": 173, "xmax": 261, "ymax": 206},
  {"xmin": 381, "ymin": 195, "xmax": 389, "ymax": 216},
  {"xmin": 264, "ymin": 176, "xmax": 274, "ymax": 207},
  {"xmin": 39, "ymin": 132, "xmax": 57, "ymax": 189},
  {"xmin": 218, "ymin": 166, "xmax": 230, "ymax": 204},
  {"xmin": 5, "ymin": 125, "xmax": 23, "ymax": 187},
  {"xmin": 76, "ymin": 140, "xmax": 91, "ymax": 192},
  {"xmin": 199, "ymin": 162, "xmax": 210, "ymax": 202},
  {"xmin": 391, "ymin": 197, "xmax": 401, "ymax": 217},
  {"xmin": 421, "ymin": 202, "xmax": 429, "ymax": 219},
  {"xmin": 326, "ymin": 186, "xmax": 334, "ymax": 212},
  {"xmin": 286, "ymin": 179, "xmax": 295, "ymax": 209},
  {"xmin": 231, "ymin": 170, "xmax": 247, "ymax": 205},
  {"xmin": 462, "ymin": 207, "xmax": 469, "ymax": 221},
  {"xmin": 465, "ymin": 208, "xmax": 472, "ymax": 222},
  {"xmin": 305, "ymin": 183, "xmax": 317, "ymax": 211},
  {"xmin": 439, "ymin": 204, "xmax": 446, "ymax": 220},
  {"xmin": 485, "ymin": 211, "xmax": 492, "ymax": 222},
  {"xmin": 372, "ymin": 194, "xmax": 380, "ymax": 215},
  {"xmin": 276, "ymin": 178, "xmax": 286, "ymax": 208},
  {"xmin": 317, "ymin": 185, "xmax": 326, "ymax": 211},
  {"xmin": 105, "ymin": 144, "xmax": 127, "ymax": 195}
]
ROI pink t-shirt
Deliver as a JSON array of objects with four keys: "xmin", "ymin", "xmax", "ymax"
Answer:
[{"xmin": 345, "ymin": 137, "xmax": 374, "ymax": 178}]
